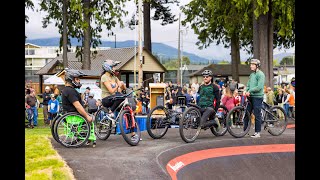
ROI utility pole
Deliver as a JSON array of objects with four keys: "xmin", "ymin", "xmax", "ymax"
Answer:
[
  {"xmin": 134, "ymin": 9, "xmax": 137, "ymax": 89},
  {"xmin": 181, "ymin": 30, "xmax": 183, "ymax": 84},
  {"xmin": 138, "ymin": 0, "xmax": 143, "ymax": 88},
  {"xmin": 177, "ymin": 13, "xmax": 181, "ymax": 84}
]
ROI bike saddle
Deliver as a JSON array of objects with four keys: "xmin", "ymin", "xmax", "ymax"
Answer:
[{"xmin": 187, "ymin": 103, "xmax": 201, "ymax": 109}]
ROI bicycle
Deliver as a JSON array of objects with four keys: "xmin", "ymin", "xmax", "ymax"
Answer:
[
  {"xmin": 179, "ymin": 103, "xmax": 229, "ymax": 143},
  {"xmin": 226, "ymin": 95, "xmax": 287, "ymax": 138},
  {"xmin": 146, "ymin": 96, "xmax": 186, "ymax": 139},
  {"xmin": 94, "ymin": 89, "xmax": 141, "ymax": 146}
]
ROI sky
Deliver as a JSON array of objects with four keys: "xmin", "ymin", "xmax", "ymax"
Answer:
[{"xmin": 25, "ymin": 0, "xmax": 294, "ymax": 61}]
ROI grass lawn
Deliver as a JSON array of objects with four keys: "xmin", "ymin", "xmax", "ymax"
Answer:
[{"xmin": 25, "ymin": 107, "xmax": 75, "ymax": 180}]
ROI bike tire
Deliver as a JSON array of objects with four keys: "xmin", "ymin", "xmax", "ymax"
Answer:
[
  {"xmin": 210, "ymin": 105, "xmax": 229, "ymax": 136},
  {"xmin": 51, "ymin": 113, "xmax": 63, "ymax": 143},
  {"xmin": 266, "ymin": 105, "xmax": 288, "ymax": 136},
  {"xmin": 119, "ymin": 109, "xmax": 141, "ymax": 146},
  {"xmin": 54, "ymin": 113, "xmax": 90, "ymax": 148},
  {"xmin": 94, "ymin": 108, "xmax": 112, "ymax": 140},
  {"xmin": 226, "ymin": 106, "xmax": 251, "ymax": 138},
  {"xmin": 179, "ymin": 107, "xmax": 201, "ymax": 143},
  {"xmin": 146, "ymin": 105, "xmax": 169, "ymax": 139}
]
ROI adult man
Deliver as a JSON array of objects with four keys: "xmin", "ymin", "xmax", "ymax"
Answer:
[
  {"xmin": 243, "ymin": 59, "xmax": 265, "ymax": 138},
  {"xmin": 61, "ymin": 69, "xmax": 95, "ymax": 145},
  {"xmin": 25, "ymin": 89, "xmax": 39, "ymax": 127},
  {"xmin": 197, "ymin": 70, "xmax": 221, "ymax": 129},
  {"xmin": 42, "ymin": 86, "xmax": 52, "ymax": 125}
]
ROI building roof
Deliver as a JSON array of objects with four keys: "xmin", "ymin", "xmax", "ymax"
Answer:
[
  {"xmin": 185, "ymin": 64, "xmax": 207, "ymax": 71},
  {"xmin": 188, "ymin": 64, "xmax": 252, "ymax": 76},
  {"xmin": 35, "ymin": 47, "xmax": 166, "ymax": 76}
]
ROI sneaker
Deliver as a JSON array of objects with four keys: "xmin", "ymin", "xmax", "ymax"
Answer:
[
  {"xmin": 231, "ymin": 124, "xmax": 236, "ymax": 129},
  {"xmin": 251, "ymin": 132, "xmax": 261, "ymax": 138},
  {"xmin": 131, "ymin": 134, "xmax": 139, "ymax": 142},
  {"xmin": 92, "ymin": 141, "xmax": 96, "ymax": 148},
  {"xmin": 236, "ymin": 125, "xmax": 241, "ymax": 129},
  {"xmin": 85, "ymin": 141, "xmax": 91, "ymax": 146}
]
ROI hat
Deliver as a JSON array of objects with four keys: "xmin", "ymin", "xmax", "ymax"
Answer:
[
  {"xmin": 45, "ymin": 86, "xmax": 50, "ymax": 90},
  {"xmin": 86, "ymin": 87, "xmax": 91, "ymax": 90},
  {"xmin": 50, "ymin": 94, "xmax": 55, "ymax": 98}
]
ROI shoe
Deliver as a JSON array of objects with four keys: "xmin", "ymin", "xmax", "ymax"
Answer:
[
  {"xmin": 251, "ymin": 132, "xmax": 261, "ymax": 138},
  {"xmin": 131, "ymin": 134, "xmax": 139, "ymax": 142},
  {"xmin": 92, "ymin": 141, "xmax": 96, "ymax": 148},
  {"xmin": 85, "ymin": 141, "xmax": 91, "ymax": 146},
  {"xmin": 236, "ymin": 125, "xmax": 241, "ymax": 129},
  {"xmin": 267, "ymin": 123, "xmax": 274, "ymax": 128},
  {"xmin": 231, "ymin": 124, "xmax": 236, "ymax": 129}
]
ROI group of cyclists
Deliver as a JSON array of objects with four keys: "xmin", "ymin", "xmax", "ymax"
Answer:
[{"xmin": 27, "ymin": 57, "xmax": 293, "ymax": 147}]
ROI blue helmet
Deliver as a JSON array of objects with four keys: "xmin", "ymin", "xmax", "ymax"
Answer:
[{"xmin": 102, "ymin": 59, "xmax": 121, "ymax": 75}]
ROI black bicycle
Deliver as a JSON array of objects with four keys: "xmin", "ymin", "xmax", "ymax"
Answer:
[
  {"xmin": 179, "ymin": 103, "xmax": 229, "ymax": 143},
  {"xmin": 226, "ymin": 95, "xmax": 287, "ymax": 138},
  {"xmin": 94, "ymin": 89, "xmax": 141, "ymax": 146}
]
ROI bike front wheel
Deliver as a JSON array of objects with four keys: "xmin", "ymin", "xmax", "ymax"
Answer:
[
  {"xmin": 266, "ymin": 106, "xmax": 288, "ymax": 136},
  {"xmin": 179, "ymin": 107, "xmax": 201, "ymax": 143},
  {"xmin": 210, "ymin": 105, "xmax": 228, "ymax": 136},
  {"xmin": 226, "ymin": 106, "xmax": 251, "ymax": 138},
  {"xmin": 119, "ymin": 109, "xmax": 141, "ymax": 146},
  {"xmin": 146, "ymin": 105, "xmax": 170, "ymax": 139},
  {"xmin": 94, "ymin": 108, "xmax": 112, "ymax": 140}
]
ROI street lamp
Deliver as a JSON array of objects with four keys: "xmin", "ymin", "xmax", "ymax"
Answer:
[{"xmin": 109, "ymin": 32, "xmax": 117, "ymax": 48}]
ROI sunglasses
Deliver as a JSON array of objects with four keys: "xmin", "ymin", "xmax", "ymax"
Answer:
[{"xmin": 203, "ymin": 76, "xmax": 210, "ymax": 78}]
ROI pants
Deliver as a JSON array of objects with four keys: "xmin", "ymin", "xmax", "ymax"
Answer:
[
  {"xmin": 199, "ymin": 107, "xmax": 214, "ymax": 125},
  {"xmin": 29, "ymin": 106, "xmax": 38, "ymax": 126},
  {"xmin": 88, "ymin": 108, "xmax": 98, "ymax": 114},
  {"xmin": 244, "ymin": 97, "xmax": 263, "ymax": 133},
  {"xmin": 102, "ymin": 95, "xmax": 124, "ymax": 112},
  {"xmin": 283, "ymin": 103, "xmax": 290, "ymax": 117},
  {"xmin": 43, "ymin": 105, "xmax": 49, "ymax": 124},
  {"xmin": 48, "ymin": 112, "xmax": 57, "ymax": 121}
]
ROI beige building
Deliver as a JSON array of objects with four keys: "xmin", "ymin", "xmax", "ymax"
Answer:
[{"xmin": 36, "ymin": 47, "xmax": 167, "ymax": 92}]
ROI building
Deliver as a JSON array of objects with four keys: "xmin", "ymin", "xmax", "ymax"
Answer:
[
  {"xmin": 188, "ymin": 64, "xmax": 252, "ymax": 84},
  {"xmin": 164, "ymin": 64, "xmax": 207, "ymax": 84},
  {"xmin": 35, "ymin": 47, "xmax": 167, "ymax": 93},
  {"xmin": 273, "ymin": 65, "xmax": 295, "ymax": 85}
]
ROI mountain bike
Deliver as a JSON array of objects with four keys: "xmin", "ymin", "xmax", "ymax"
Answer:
[
  {"xmin": 146, "ymin": 97, "xmax": 184, "ymax": 139},
  {"xmin": 179, "ymin": 103, "xmax": 229, "ymax": 143},
  {"xmin": 226, "ymin": 95, "xmax": 287, "ymax": 138},
  {"xmin": 94, "ymin": 89, "xmax": 141, "ymax": 146}
]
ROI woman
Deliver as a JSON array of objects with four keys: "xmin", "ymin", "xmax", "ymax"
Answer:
[{"xmin": 100, "ymin": 59, "xmax": 126, "ymax": 116}]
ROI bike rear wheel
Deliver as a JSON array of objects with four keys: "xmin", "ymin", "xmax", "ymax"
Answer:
[
  {"xmin": 51, "ymin": 113, "xmax": 63, "ymax": 143},
  {"xmin": 179, "ymin": 107, "xmax": 201, "ymax": 143},
  {"xmin": 210, "ymin": 105, "xmax": 228, "ymax": 136},
  {"xmin": 146, "ymin": 105, "xmax": 170, "ymax": 139},
  {"xmin": 119, "ymin": 109, "xmax": 141, "ymax": 146},
  {"xmin": 94, "ymin": 108, "xmax": 112, "ymax": 140},
  {"xmin": 265, "ymin": 106, "xmax": 288, "ymax": 136},
  {"xmin": 226, "ymin": 106, "xmax": 251, "ymax": 138},
  {"xmin": 54, "ymin": 113, "xmax": 90, "ymax": 148}
]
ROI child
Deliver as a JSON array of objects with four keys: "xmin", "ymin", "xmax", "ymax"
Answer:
[{"xmin": 48, "ymin": 94, "xmax": 59, "ymax": 127}]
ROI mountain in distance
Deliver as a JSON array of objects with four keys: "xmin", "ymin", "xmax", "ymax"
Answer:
[
  {"xmin": 273, "ymin": 52, "xmax": 294, "ymax": 62},
  {"xmin": 26, "ymin": 37, "xmax": 219, "ymax": 64}
]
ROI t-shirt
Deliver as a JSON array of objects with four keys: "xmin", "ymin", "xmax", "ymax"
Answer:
[
  {"xmin": 87, "ymin": 98, "xmax": 98, "ymax": 110},
  {"xmin": 197, "ymin": 83, "xmax": 220, "ymax": 108},
  {"xmin": 48, "ymin": 99, "xmax": 59, "ymax": 113},
  {"xmin": 25, "ymin": 95, "xmax": 37, "ymax": 107},
  {"xmin": 101, "ymin": 73, "xmax": 119, "ymax": 98},
  {"xmin": 62, "ymin": 86, "xmax": 83, "ymax": 112}
]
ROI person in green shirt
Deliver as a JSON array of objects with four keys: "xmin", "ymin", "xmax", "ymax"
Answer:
[{"xmin": 243, "ymin": 59, "xmax": 265, "ymax": 138}]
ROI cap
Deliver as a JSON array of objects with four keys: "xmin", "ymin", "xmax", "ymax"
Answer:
[
  {"xmin": 86, "ymin": 87, "xmax": 91, "ymax": 90},
  {"xmin": 50, "ymin": 94, "xmax": 55, "ymax": 98},
  {"xmin": 45, "ymin": 86, "xmax": 50, "ymax": 90}
]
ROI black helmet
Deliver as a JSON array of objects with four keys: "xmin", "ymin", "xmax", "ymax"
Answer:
[
  {"xmin": 202, "ymin": 69, "xmax": 213, "ymax": 76},
  {"xmin": 102, "ymin": 59, "xmax": 121, "ymax": 75},
  {"xmin": 250, "ymin": 59, "xmax": 261, "ymax": 67},
  {"xmin": 65, "ymin": 68, "xmax": 86, "ymax": 88}
]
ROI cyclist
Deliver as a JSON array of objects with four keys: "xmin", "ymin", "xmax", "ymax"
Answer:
[
  {"xmin": 197, "ymin": 69, "xmax": 221, "ymax": 129},
  {"xmin": 61, "ymin": 68, "xmax": 94, "ymax": 145},
  {"xmin": 243, "ymin": 59, "xmax": 265, "ymax": 138}
]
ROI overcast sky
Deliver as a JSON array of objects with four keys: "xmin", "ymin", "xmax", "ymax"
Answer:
[{"xmin": 25, "ymin": 0, "xmax": 294, "ymax": 61}]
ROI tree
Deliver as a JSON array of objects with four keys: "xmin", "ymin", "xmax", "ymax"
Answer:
[
  {"xmin": 128, "ymin": 0, "xmax": 179, "ymax": 52},
  {"xmin": 39, "ymin": 0, "xmax": 129, "ymax": 70},
  {"xmin": 181, "ymin": 0, "xmax": 252, "ymax": 82},
  {"xmin": 280, "ymin": 56, "xmax": 294, "ymax": 65}
]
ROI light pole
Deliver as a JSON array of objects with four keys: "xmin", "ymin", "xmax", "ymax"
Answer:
[{"xmin": 109, "ymin": 32, "xmax": 117, "ymax": 48}]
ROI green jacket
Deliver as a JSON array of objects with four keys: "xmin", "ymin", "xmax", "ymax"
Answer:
[{"xmin": 245, "ymin": 70, "xmax": 265, "ymax": 98}]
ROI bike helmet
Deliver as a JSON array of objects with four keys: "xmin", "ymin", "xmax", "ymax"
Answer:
[
  {"xmin": 202, "ymin": 69, "xmax": 213, "ymax": 77},
  {"xmin": 65, "ymin": 68, "xmax": 86, "ymax": 88},
  {"xmin": 102, "ymin": 59, "xmax": 121, "ymax": 75},
  {"xmin": 250, "ymin": 59, "xmax": 261, "ymax": 68}
]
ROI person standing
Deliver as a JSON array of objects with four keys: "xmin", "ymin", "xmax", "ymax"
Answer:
[
  {"xmin": 25, "ymin": 89, "xmax": 39, "ymax": 127},
  {"xmin": 42, "ymin": 86, "xmax": 52, "ymax": 125},
  {"xmin": 191, "ymin": 80, "xmax": 200, "ymax": 93},
  {"xmin": 48, "ymin": 94, "xmax": 59, "ymax": 127},
  {"xmin": 243, "ymin": 59, "xmax": 265, "ymax": 138}
]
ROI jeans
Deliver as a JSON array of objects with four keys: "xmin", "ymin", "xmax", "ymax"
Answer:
[
  {"xmin": 30, "ymin": 106, "xmax": 38, "ymax": 126},
  {"xmin": 283, "ymin": 103, "xmax": 290, "ymax": 117},
  {"xmin": 244, "ymin": 97, "xmax": 263, "ymax": 133}
]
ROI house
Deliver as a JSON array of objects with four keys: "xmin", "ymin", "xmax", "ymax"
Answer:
[
  {"xmin": 273, "ymin": 65, "xmax": 295, "ymax": 85},
  {"xmin": 188, "ymin": 64, "xmax": 252, "ymax": 84},
  {"xmin": 164, "ymin": 64, "xmax": 207, "ymax": 84},
  {"xmin": 35, "ymin": 47, "xmax": 167, "ymax": 93}
]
